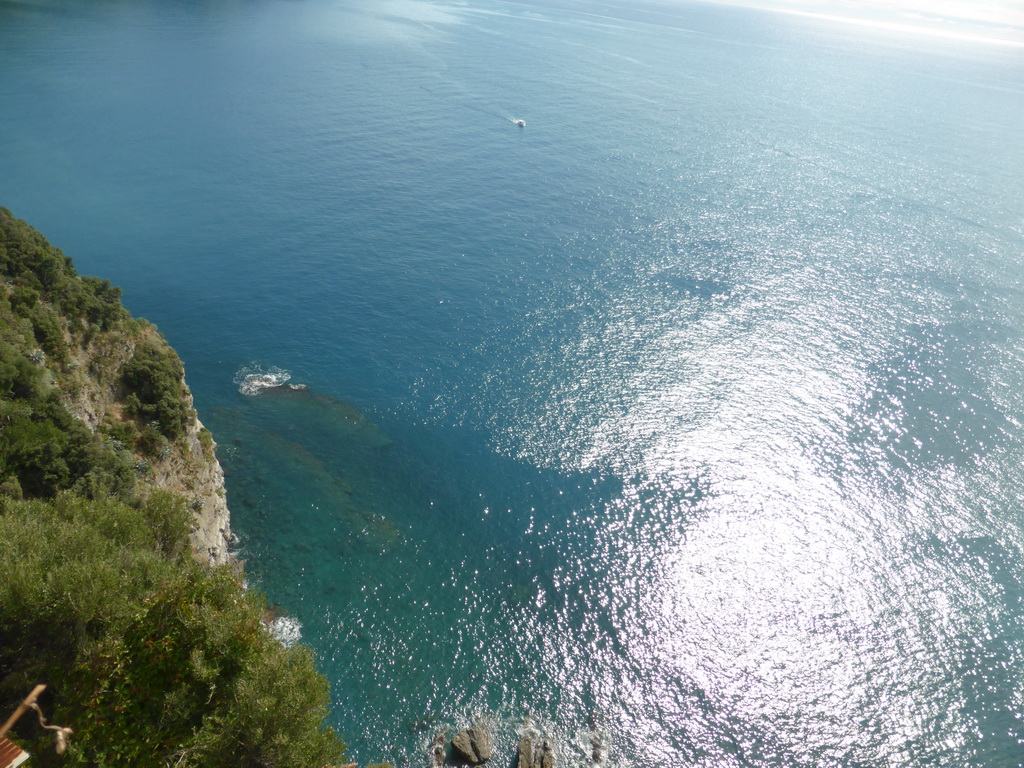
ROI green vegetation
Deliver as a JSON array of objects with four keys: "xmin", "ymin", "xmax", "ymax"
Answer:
[
  {"xmin": 122, "ymin": 338, "xmax": 195, "ymax": 443},
  {"xmin": 0, "ymin": 336, "xmax": 136, "ymax": 500},
  {"xmin": 0, "ymin": 492, "xmax": 344, "ymax": 768},
  {"xmin": 0, "ymin": 209, "xmax": 346, "ymax": 766},
  {"xmin": 0, "ymin": 208, "xmax": 140, "ymax": 497},
  {"xmin": 0, "ymin": 208, "xmax": 127, "ymax": 334},
  {"xmin": 199, "ymin": 426, "xmax": 216, "ymax": 461}
]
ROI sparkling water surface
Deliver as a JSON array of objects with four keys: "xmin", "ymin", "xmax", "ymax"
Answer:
[{"xmin": 2, "ymin": 0, "xmax": 1024, "ymax": 765}]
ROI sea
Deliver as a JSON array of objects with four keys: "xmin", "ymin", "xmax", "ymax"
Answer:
[{"xmin": 2, "ymin": 0, "xmax": 1024, "ymax": 765}]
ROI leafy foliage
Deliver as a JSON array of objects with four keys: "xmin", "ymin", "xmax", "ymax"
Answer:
[
  {"xmin": 0, "ymin": 207, "xmax": 127, "ymax": 331},
  {"xmin": 0, "ymin": 339, "xmax": 135, "ymax": 499},
  {"xmin": 0, "ymin": 493, "xmax": 346, "ymax": 768},
  {"xmin": 122, "ymin": 339, "xmax": 195, "ymax": 444}
]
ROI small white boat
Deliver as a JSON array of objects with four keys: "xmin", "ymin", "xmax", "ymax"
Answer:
[{"xmin": 515, "ymin": 119, "xmax": 525, "ymax": 127}]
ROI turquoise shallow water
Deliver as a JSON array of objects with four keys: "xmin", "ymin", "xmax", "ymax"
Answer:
[{"xmin": 3, "ymin": 0, "xmax": 1024, "ymax": 765}]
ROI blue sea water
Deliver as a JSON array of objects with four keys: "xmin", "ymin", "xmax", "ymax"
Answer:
[{"xmin": 3, "ymin": 0, "xmax": 1024, "ymax": 765}]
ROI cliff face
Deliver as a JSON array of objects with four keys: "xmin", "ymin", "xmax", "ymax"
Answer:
[
  {"xmin": 153, "ymin": 413, "xmax": 233, "ymax": 565},
  {"xmin": 0, "ymin": 209, "xmax": 349, "ymax": 768},
  {"xmin": 0, "ymin": 206, "xmax": 232, "ymax": 565},
  {"xmin": 60, "ymin": 327, "xmax": 233, "ymax": 565}
]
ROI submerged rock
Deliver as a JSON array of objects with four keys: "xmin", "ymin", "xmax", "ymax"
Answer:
[
  {"xmin": 452, "ymin": 725, "xmax": 493, "ymax": 765},
  {"xmin": 407, "ymin": 714, "xmax": 439, "ymax": 734}
]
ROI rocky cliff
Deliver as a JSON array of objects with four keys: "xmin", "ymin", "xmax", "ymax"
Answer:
[
  {"xmin": 59, "ymin": 325, "xmax": 233, "ymax": 565},
  {"xmin": 0, "ymin": 205, "xmax": 232, "ymax": 565},
  {"xmin": 0, "ymin": 208, "xmax": 348, "ymax": 768}
]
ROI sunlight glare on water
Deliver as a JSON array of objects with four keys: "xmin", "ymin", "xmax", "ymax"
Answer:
[
  {"xmin": 2, "ymin": 0, "xmax": 1024, "ymax": 764},
  {"xmin": 459, "ymin": 106, "xmax": 1024, "ymax": 762}
]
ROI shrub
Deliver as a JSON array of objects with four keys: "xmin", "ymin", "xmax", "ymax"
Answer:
[
  {"xmin": 0, "ymin": 208, "xmax": 128, "ymax": 332},
  {"xmin": 199, "ymin": 426, "xmax": 215, "ymax": 461},
  {"xmin": 28, "ymin": 304, "xmax": 66, "ymax": 361},
  {"xmin": 136, "ymin": 422, "xmax": 169, "ymax": 457},
  {"xmin": 0, "ymin": 476, "xmax": 22, "ymax": 499},
  {"xmin": 122, "ymin": 340, "xmax": 193, "ymax": 440},
  {"xmin": 0, "ymin": 493, "xmax": 346, "ymax": 768},
  {"xmin": 184, "ymin": 635, "xmax": 347, "ymax": 768},
  {"xmin": 100, "ymin": 417, "xmax": 139, "ymax": 450},
  {"xmin": 8, "ymin": 284, "xmax": 38, "ymax": 316},
  {"xmin": 0, "ymin": 339, "xmax": 45, "ymax": 400}
]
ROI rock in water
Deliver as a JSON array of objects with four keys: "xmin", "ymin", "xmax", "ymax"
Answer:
[
  {"xmin": 516, "ymin": 733, "xmax": 555, "ymax": 768},
  {"xmin": 540, "ymin": 739, "xmax": 554, "ymax": 768},
  {"xmin": 517, "ymin": 734, "xmax": 535, "ymax": 768},
  {"xmin": 431, "ymin": 730, "xmax": 446, "ymax": 768},
  {"xmin": 452, "ymin": 725, "xmax": 493, "ymax": 765},
  {"xmin": 589, "ymin": 731, "xmax": 605, "ymax": 765}
]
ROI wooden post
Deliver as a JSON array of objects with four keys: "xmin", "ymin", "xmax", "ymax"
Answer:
[{"xmin": 0, "ymin": 685, "xmax": 46, "ymax": 740}]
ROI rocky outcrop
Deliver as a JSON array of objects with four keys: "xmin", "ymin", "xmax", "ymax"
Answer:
[
  {"xmin": 452, "ymin": 725, "xmax": 493, "ymax": 765},
  {"xmin": 516, "ymin": 733, "xmax": 554, "ymax": 768},
  {"xmin": 151, "ymin": 412, "xmax": 233, "ymax": 566},
  {"xmin": 430, "ymin": 730, "xmax": 446, "ymax": 768},
  {"xmin": 587, "ymin": 730, "xmax": 605, "ymax": 766},
  {"xmin": 59, "ymin": 327, "xmax": 233, "ymax": 565}
]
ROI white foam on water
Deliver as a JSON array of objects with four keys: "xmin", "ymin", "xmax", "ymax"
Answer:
[
  {"xmin": 234, "ymin": 364, "xmax": 292, "ymax": 396},
  {"xmin": 269, "ymin": 615, "xmax": 302, "ymax": 647}
]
